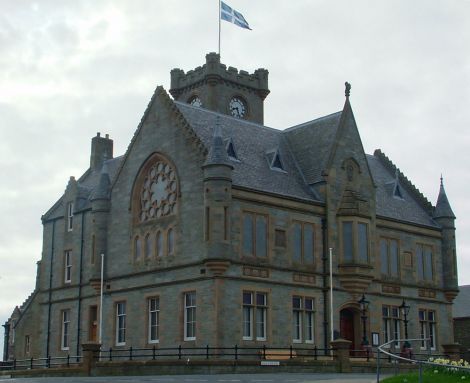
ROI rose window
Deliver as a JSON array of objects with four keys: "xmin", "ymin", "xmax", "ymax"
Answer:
[{"xmin": 140, "ymin": 161, "xmax": 177, "ymax": 222}]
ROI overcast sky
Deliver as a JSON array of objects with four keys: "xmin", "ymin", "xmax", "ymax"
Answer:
[{"xmin": 1, "ymin": 0, "xmax": 469, "ymax": 357}]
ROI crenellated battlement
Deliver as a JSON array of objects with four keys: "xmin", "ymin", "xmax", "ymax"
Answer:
[{"xmin": 170, "ymin": 52, "xmax": 269, "ymax": 99}]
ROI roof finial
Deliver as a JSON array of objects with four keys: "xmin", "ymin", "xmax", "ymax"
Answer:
[
  {"xmin": 440, "ymin": 174, "xmax": 443, "ymax": 186},
  {"xmin": 345, "ymin": 82, "xmax": 351, "ymax": 98}
]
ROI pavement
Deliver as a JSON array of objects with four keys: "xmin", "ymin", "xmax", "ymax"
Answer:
[{"xmin": 0, "ymin": 373, "xmax": 382, "ymax": 382}]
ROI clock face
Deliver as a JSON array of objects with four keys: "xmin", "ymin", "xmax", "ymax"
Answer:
[
  {"xmin": 189, "ymin": 96, "xmax": 202, "ymax": 108},
  {"xmin": 229, "ymin": 97, "xmax": 247, "ymax": 119}
]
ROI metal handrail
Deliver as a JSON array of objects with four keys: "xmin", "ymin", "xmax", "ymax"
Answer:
[{"xmin": 376, "ymin": 338, "xmax": 470, "ymax": 383}]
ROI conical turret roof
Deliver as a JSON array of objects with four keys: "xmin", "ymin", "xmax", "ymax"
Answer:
[
  {"xmin": 434, "ymin": 176, "xmax": 455, "ymax": 219},
  {"xmin": 203, "ymin": 117, "xmax": 233, "ymax": 168}
]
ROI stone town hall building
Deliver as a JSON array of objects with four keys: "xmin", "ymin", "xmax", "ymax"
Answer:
[{"xmin": 3, "ymin": 53, "xmax": 459, "ymax": 361}]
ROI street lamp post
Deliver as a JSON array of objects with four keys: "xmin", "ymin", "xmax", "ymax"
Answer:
[
  {"xmin": 399, "ymin": 299, "xmax": 411, "ymax": 349},
  {"xmin": 358, "ymin": 294, "xmax": 370, "ymax": 347}
]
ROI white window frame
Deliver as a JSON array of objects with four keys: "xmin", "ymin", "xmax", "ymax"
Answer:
[
  {"xmin": 115, "ymin": 302, "xmax": 126, "ymax": 346},
  {"xmin": 293, "ymin": 297, "xmax": 315, "ymax": 344},
  {"xmin": 148, "ymin": 297, "xmax": 159, "ymax": 344},
  {"xmin": 243, "ymin": 292, "xmax": 253, "ymax": 340},
  {"xmin": 255, "ymin": 293, "xmax": 267, "ymax": 341},
  {"xmin": 67, "ymin": 202, "xmax": 74, "ymax": 232},
  {"xmin": 184, "ymin": 292, "xmax": 196, "ymax": 341},
  {"xmin": 64, "ymin": 250, "xmax": 72, "ymax": 283},
  {"xmin": 292, "ymin": 296, "xmax": 302, "ymax": 343},
  {"xmin": 419, "ymin": 309, "xmax": 436, "ymax": 350},
  {"xmin": 61, "ymin": 310, "xmax": 70, "ymax": 351},
  {"xmin": 305, "ymin": 298, "xmax": 315, "ymax": 344}
]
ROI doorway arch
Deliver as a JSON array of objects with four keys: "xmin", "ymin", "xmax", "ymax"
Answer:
[{"xmin": 339, "ymin": 308, "xmax": 359, "ymax": 350}]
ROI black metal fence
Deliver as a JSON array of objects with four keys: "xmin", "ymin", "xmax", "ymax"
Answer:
[
  {"xmin": 0, "ymin": 355, "xmax": 82, "ymax": 371},
  {"xmin": 95, "ymin": 345, "xmax": 333, "ymax": 362}
]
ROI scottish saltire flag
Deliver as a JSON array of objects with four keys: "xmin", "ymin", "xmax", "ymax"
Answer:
[{"xmin": 220, "ymin": 1, "xmax": 251, "ymax": 30}]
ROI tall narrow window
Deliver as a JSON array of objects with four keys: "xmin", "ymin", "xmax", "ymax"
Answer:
[
  {"xmin": 255, "ymin": 216, "xmax": 267, "ymax": 258},
  {"xmin": 155, "ymin": 231, "xmax": 162, "ymax": 257},
  {"xmin": 358, "ymin": 223, "xmax": 368, "ymax": 262},
  {"xmin": 243, "ymin": 214, "xmax": 254, "ymax": 255},
  {"xmin": 184, "ymin": 292, "xmax": 196, "ymax": 341},
  {"xmin": 24, "ymin": 335, "xmax": 30, "ymax": 354},
  {"xmin": 168, "ymin": 228, "xmax": 174, "ymax": 255},
  {"xmin": 67, "ymin": 202, "xmax": 74, "ymax": 231},
  {"xmin": 342, "ymin": 222, "xmax": 353, "ymax": 261},
  {"xmin": 243, "ymin": 292, "xmax": 253, "ymax": 340},
  {"xmin": 382, "ymin": 306, "xmax": 391, "ymax": 346},
  {"xmin": 380, "ymin": 238, "xmax": 399, "ymax": 277},
  {"xmin": 292, "ymin": 222, "xmax": 315, "ymax": 265},
  {"xmin": 305, "ymin": 298, "xmax": 314, "ymax": 343},
  {"xmin": 292, "ymin": 297, "xmax": 302, "ymax": 342},
  {"xmin": 134, "ymin": 236, "xmax": 141, "ymax": 260},
  {"xmin": 255, "ymin": 293, "xmax": 267, "ymax": 341},
  {"xmin": 64, "ymin": 250, "xmax": 72, "ymax": 283},
  {"xmin": 145, "ymin": 234, "xmax": 152, "ymax": 258},
  {"xmin": 116, "ymin": 302, "xmax": 126, "ymax": 346},
  {"xmin": 148, "ymin": 297, "xmax": 159, "ymax": 343},
  {"xmin": 61, "ymin": 310, "xmax": 70, "ymax": 350},
  {"xmin": 417, "ymin": 244, "xmax": 433, "ymax": 281},
  {"xmin": 242, "ymin": 213, "xmax": 267, "ymax": 257}
]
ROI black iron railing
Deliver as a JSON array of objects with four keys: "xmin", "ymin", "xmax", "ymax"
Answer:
[
  {"xmin": 0, "ymin": 355, "xmax": 82, "ymax": 371},
  {"xmin": 94, "ymin": 345, "xmax": 333, "ymax": 362}
]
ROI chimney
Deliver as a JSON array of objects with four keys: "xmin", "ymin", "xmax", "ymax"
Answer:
[{"xmin": 90, "ymin": 132, "xmax": 113, "ymax": 170}]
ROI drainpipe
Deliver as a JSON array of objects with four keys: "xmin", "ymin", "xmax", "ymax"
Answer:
[
  {"xmin": 321, "ymin": 218, "xmax": 329, "ymax": 351},
  {"xmin": 2, "ymin": 323, "xmax": 10, "ymax": 361},
  {"xmin": 46, "ymin": 219, "xmax": 56, "ymax": 357},
  {"xmin": 76, "ymin": 211, "xmax": 85, "ymax": 357}
]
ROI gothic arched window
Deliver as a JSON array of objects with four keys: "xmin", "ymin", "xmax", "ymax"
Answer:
[{"xmin": 135, "ymin": 154, "xmax": 178, "ymax": 223}]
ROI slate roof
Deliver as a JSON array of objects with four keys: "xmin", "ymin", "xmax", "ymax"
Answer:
[
  {"xmin": 453, "ymin": 285, "xmax": 470, "ymax": 318},
  {"xmin": 434, "ymin": 179, "xmax": 456, "ymax": 219},
  {"xmin": 367, "ymin": 154, "xmax": 438, "ymax": 227},
  {"xmin": 42, "ymin": 156, "xmax": 123, "ymax": 220},
  {"xmin": 283, "ymin": 112, "xmax": 342, "ymax": 185},
  {"xmin": 43, "ymin": 94, "xmax": 439, "ymax": 229},
  {"xmin": 175, "ymin": 101, "xmax": 317, "ymax": 202}
]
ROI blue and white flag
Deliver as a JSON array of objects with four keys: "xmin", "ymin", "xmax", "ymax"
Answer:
[{"xmin": 220, "ymin": 1, "xmax": 251, "ymax": 30}]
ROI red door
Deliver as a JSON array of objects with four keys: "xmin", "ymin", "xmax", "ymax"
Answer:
[{"xmin": 340, "ymin": 309, "xmax": 355, "ymax": 350}]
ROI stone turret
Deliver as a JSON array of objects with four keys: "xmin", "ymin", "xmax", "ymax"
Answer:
[
  {"xmin": 202, "ymin": 118, "xmax": 233, "ymax": 275},
  {"xmin": 89, "ymin": 161, "xmax": 111, "ymax": 288},
  {"xmin": 433, "ymin": 176, "xmax": 458, "ymax": 301},
  {"xmin": 170, "ymin": 53, "xmax": 269, "ymax": 124}
]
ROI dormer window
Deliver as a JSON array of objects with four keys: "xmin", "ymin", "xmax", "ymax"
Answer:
[
  {"xmin": 391, "ymin": 169, "xmax": 405, "ymax": 200},
  {"xmin": 266, "ymin": 149, "xmax": 285, "ymax": 172},
  {"xmin": 224, "ymin": 138, "xmax": 239, "ymax": 161},
  {"xmin": 393, "ymin": 183, "xmax": 404, "ymax": 200}
]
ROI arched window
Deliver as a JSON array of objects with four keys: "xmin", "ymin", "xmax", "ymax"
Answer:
[
  {"xmin": 167, "ymin": 228, "xmax": 174, "ymax": 256},
  {"xmin": 134, "ymin": 236, "xmax": 142, "ymax": 260},
  {"xmin": 155, "ymin": 231, "xmax": 162, "ymax": 257},
  {"xmin": 145, "ymin": 234, "xmax": 152, "ymax": 258},
  {"xmin": 135, "ymin": 154, "xmax": 178, "ymax": 223}
]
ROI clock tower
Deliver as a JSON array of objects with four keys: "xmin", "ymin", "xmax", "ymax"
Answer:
[{"xmin": 169, "ymin": 52, "xmax": 269, "ymax": 124}]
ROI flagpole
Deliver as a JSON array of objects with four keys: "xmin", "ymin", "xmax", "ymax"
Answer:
[{"xmin": 218, "ymin": 0, "xmax": 221, "ymax": 55}]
